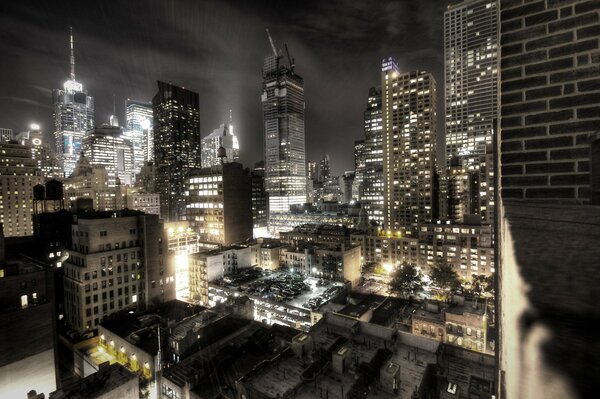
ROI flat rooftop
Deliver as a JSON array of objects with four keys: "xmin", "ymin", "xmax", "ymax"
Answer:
[{"xmin": 50, "ymin": 363, "xmax": 136, "ymax": 399}]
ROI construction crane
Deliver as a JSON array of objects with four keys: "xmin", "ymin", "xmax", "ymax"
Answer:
[
  {"xmin": 265, "ymin": 28, "xmax": 278, "ymax": 57},
  {"xmin": 284, "ymin": 43, "xmax": 295, "ymax": 72}
]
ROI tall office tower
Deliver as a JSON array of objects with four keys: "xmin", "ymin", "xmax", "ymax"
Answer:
[
  {"xmin": 185, "ymin": 162, "xmax": 252, "ymax": 245},
  {"xmin": 125, "ymin": 99, "xmax": 153, "ymax": 170},
  {"xmin": 251, "ymin": 162, "xmax": 269, "ymax": 236},
  {"xmin": 0, "ymin": 142, "xmax": 43, "ymax": 237},
  {"xmin": 362, "ymin": 86, "xmax": 384, "ymax": 225},
  {"xmin": 261, "ymin": 32, "xmax": 306, "ymax": 214},
  {"xmin": 353, "ymin": 139, "xmax": 366, "ymax": 200},
  {"xmin": 62, "ymin": 211, "xmax": 175, "ymax": 333},
  {"xmin": 381, "ymin": 58, "xmax": 437, "ymax": 236},
  {"xmin": 153, "ymin": 81, "xmax": 201, "ymax": 221},
  {"xmin": 83, "ymin": 125, "xmax": 134, "ymax": 186},
  {"xmin": 444, "ymin": 0, "xmax": 498, "ymax": 224},
  {"xmin": 318, "ymin": 154, "xmax": 331, "ymax": 183},
  {"xmin": 53, "ymin": 28, "xmax": 95, "ymax": 177},
  {"xmin": 307, "ymin": 161, "xmax": 317, "ymax": 183},
  {"xmin": 201, "ymin": 123, "xmax": 240, "ymax": 167},
  {"xmin": 16, "ymin": 124, "xmax": 62, "ymax": 179},
  {"xmin": 499, "ymin": 0, "xmax": 600, "ymax": 203},
  {"xmin": 0, "ymin": 128, "xmax": 13, "ymax": 142}
]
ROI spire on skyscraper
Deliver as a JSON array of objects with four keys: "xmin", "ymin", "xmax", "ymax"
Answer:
[{"xmin": 69, "ymin": 26, "xmax": 75, "ymax": 81}]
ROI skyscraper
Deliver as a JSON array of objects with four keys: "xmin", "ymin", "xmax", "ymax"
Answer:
[
  {"xmin": 200, "ymin": 123, "xmax": 239, "ymax": 168},
  {"xmin": 319, "ymin": 154, "xmax": 331, "ymax": 183},
  {"xmin": 83, "ymin": 125, "xmax": 135, "ymax": 186},
  {"xmin": 381, "ymin": 58, "xmax": 437, "ymax": 236},
  {"xmin": 261, "ymin": 31, "xmax": 306, "ymax": 215},
  {"xmin": 0, "ymin": 142, "xmax": 43, "ymax": 237},
  {"xmin": 444, "ymin": 0, "xmax": 498, "ymax": 224},
  {"xmin": 353, "ymin": 139, "xmax": 366, "ymax": 200},
  {"xmin": 362, "ymin": 87, "xmax": 384, "ymax": 225},
  {"xmin": 445, "ymin": 0, "xmax": 498, "ymax": 164},
  {"xmin": 16, "ymin": 124, "xmax": 62, "ymax": 180},
  {"xmin": 124, "ymin": 99, "xmax": 153, "ymax": 171},
  {"xmin": 153, "ymin": 81, "xmax": 201, "ymax": 221},
  {"xmin": 185, "ymin": 162, "xmax": 252, "ymax": 245},
  {"xmin": 53, "ymin": 28, "xmax": 94, "ymax": 177}
]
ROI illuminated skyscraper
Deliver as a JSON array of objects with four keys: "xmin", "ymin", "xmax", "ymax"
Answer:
[
  {"xmin": 0, "ymin": 142, "xmax": 43, "ymax": 237},
  {"xmin": 124, "ymin": 99, "xmax": 153, "ymax": 173},
  {"xmin": 445, "ymin": 0, "xmax": 497, "ymax": 165},
  {"xmin": 444, "ymin": 0, "xmax": 497, "ymax": 225},
  {"xmin": 262, "ymin": 31, "xmax": 306, "ymax": 216},
  {"xmin": 362, "ymin": 87, "xmax": 384, "ymax": 225},
  {"xmin": 52, "ymin": 28, "xmax": 95, "ymax": 177},
  {"xmin": 83, "ymin": 125, "xmax": 135, "ymax": 186},
  {"xmin": 381, "ymin": 58, "xmax": 437, "ymax": 236},
  {"xmin": 201, "ymin": 123, "xmax": 239, "ymax": 168},
  {"xmin": 153, "ymin": 81, "xmax": 201, "ymax": 221},
  {"xmin": 15, "ymin": 124, "xmax": 62, "ymax": 180}
]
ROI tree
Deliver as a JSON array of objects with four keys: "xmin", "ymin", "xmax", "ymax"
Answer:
[
  {"xmin": 430, "ymin": 263, "xmax": 460, "ymax": 298},
  {"xmin": 389, "ymin": 264, "xmax": 423, "ymax": 297}
]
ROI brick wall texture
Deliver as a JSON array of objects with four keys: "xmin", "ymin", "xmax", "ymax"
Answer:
[{"xmin": 500, "ymin": 0, "xmax": 600, "ymax": 202}]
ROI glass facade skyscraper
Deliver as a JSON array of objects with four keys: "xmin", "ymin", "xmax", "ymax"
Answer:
[
  {"xmin": 261, "ymin": 41, "xmax": 306, "ymax": 216},
  {"xmin": 53, "ymin": 29, "xmax": 94, "ymax": 177},
  {"xmin": 83, "ymin": 125, "xmax": 134, "ymax": 186},
  {"xmin": 124, "ymin": 99, "xmax": 153, "ymax": 174},
  {"xmin": 153, "ymin": 81, "xmax": 201, "ymax": 221}
]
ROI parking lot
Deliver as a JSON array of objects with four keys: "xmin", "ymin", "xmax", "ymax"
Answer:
[{"xmin": 216, "ymin": 268, "xmax": 345, "ymax": 310}]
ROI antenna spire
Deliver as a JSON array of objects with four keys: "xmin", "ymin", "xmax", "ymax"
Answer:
[
  {"xmin": 69, "ymin": 27, "xmax": 75, "ymax": 80},
  {"xmin": 229, "ymin": 109, "xmax": 233, "ymax": 124}
]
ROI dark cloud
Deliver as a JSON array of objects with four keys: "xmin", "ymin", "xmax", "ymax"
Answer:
[{"xmin": 0, "ymin": 0, "xmax": 448, "ymax": 173}]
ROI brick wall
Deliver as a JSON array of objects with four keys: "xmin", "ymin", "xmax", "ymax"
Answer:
[{"xmin": 500, "ymin": 0, "xmax": 600, "ymax": 202}]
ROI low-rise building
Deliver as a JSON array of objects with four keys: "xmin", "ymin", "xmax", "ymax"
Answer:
[
  {"xmin": 411, "ymin": 295, "xmax": 488, "ymax": 354},
  {"xmin": 418, "ymin": 220, "xmax": 494, "ymax": 279},
  {"xmin": 0, "ymin": 251, "xmax": 57, "ymax": 398},
  {"xmin": 49, "ymin": 363, "xmax": 138, "ymax": 399}
]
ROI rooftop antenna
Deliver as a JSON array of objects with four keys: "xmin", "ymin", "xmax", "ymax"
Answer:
[
  {"xmin": 265, "ymin": 28, "xmax": 278, "ymax": 57},
  {"xmin": 229, "ymin": 109, "xmax": 233, "ymax": 125},
  {"xmin": 69, "ymin": 27, "xmax": 75, "ymax": 80}
]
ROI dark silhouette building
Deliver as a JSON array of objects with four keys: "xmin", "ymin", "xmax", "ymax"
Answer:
[{"xmin": 153, "ymin": 81, "xmax": 201, "ymax": 221}]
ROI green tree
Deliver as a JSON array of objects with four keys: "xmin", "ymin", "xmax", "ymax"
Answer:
[
  {"xmin": 430, "ymin": 263, "xmax": 460, "ymax": 298},
  {"xmin": 389, "ymin": 264, "xmax": 423, "ymax": 297}
]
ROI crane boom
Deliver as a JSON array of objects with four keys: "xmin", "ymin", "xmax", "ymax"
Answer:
[
  {"xmin": 284, "ymin": 43, "xmax": 295, "ymax": 72},
  {"xmin": 266, "ymin": 28, "xmax": 278, "ymax": 57}
]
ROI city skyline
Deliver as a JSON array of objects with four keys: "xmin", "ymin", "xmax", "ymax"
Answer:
[
  {"xmin": 1, "ymin": 1, "xmax": 598, "ymax": 398},
  {"xmin": 0, "ymin": 0, "xmax": 449, "ymax": 175}
]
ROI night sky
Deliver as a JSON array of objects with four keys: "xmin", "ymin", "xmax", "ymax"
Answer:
[{"xmin": 0, "ymin": 0, "xmax": 449, "ymax": 175}]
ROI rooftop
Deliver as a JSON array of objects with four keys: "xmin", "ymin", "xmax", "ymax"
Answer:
[{"xmin": 49, "ymin": 363, "xmax": 137, "ymax": 399}]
